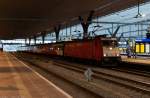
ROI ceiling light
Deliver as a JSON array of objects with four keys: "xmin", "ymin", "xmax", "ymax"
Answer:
[
  {"xmin": 142, "ymin": 14, "xmax": 146, "ymax": 17},
  {"xmin": 134, "ymin": 13, "xmax": 142, "ymax": 18},
  {"xmin": 134, "ymin": 0, "xmax": 142, "ymax": 18}
]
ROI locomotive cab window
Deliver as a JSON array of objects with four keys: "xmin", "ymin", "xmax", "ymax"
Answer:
[{"xmin": 102, "ymin": 40, "xmax": 117, "ymax": 47}]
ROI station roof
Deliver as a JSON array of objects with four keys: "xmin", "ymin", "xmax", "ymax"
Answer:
[{"xmin": 0, "ymin": 0, "xmax": 150, "ymax": 39}]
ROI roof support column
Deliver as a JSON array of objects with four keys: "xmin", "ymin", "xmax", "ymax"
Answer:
[
  {"xmin": 42, "ymin": 32, "xmax": 46, "ymax": 44},
  {"xmin": 34, "ymin": 36, "xmax": 36, "ymax": 45},
  {"xmin": 2, "ymin": 44, "xmax": 3, "ymax": 51},
  {"xmin": 0, "ymin": 40, "xmax": 3, "ymax": 51},
  {"xmin": 79, "ymin": 10, "xmax": 94, "ymax": 39},
  {"xmin": 29, "ymin": 38, "xmax": 31, "ymax": 46},
  {"xmin": 54, "ymin": 25, "xmax": 61, "ymax": 42},
  {"xmin": 25, "ymin": 39, "xmax": 27, "ymax": 45}
]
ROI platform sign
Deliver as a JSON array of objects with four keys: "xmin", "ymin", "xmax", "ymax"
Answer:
[
  {"xmin": 140, "ymin": 43, "xmax": 145, "ymax": 53},
  {"xmin": 145, "ymin": 43, "xmax": 150, "ymax": 53},
  {"xmin": 136, "ymin": 44, "xmax": 140, "ymax": 53}
]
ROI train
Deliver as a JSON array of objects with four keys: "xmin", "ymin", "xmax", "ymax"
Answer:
[{"xmin": 19, "ymin": 35, "xmax": 121, "ymax": 65}]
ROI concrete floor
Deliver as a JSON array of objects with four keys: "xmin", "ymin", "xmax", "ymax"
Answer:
[
  {"xmin": 0, "ymin": 52, "xmax": 72, "ymax": 98},
  {"xmin": 122, "ymin": 55, "xmax": 150, "ymax": 65}
]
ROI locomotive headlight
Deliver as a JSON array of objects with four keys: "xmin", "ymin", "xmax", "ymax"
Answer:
[
  {"xmin": 50, "ymin": 48, "xmax": 53, "ymax": 50},
  {"xmin": 110, "ymin": 47, "xmax": 112, "ymax": 50},
  {"xmin": 104, "ymin": 54, "xmax": 106, "ymax": 57}
]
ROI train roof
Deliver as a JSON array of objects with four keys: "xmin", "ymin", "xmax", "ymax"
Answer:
[{"xmin": 21, "ymin": 36, "xmax": 117, "ymax": 48}]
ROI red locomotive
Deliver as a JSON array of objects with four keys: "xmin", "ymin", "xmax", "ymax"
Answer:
[{"xmin": 21, "ymin": 35, "xmax": 121, "ymax": 64}]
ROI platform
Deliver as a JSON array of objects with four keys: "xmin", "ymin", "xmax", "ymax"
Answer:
[
  {"xmin": 0, "ymin": 52, "xmax": 72, "ymax": 98},
  {"xmin": 121, "ymin": 56, "xmax": 150, "ymax": 65}
]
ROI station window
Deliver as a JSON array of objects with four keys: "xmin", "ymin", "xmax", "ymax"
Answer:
[
  {"xmin": 136, "ymin": 43, "xmax": 140, "ymax": 53},
  {"xmin": 140, "ymin": 43, "xmax": 145, "ymax": 53}
]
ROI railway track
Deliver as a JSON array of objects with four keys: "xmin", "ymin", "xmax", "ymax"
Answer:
[
  {"xmin": 53, "ymin": 59, "xmax": 150, "ymax": 77},
  {"xmin": 14, "ymin": 52, "xmax": 150, "ymax": 97},
  {"xmin": 52, "ymin": 61, "xmax": 150, "ymax": 95},
  {"xmin": 111, "ymin": 67, "xmax": 150, "ymax": 78},
  {"xmin": 11, "ymin": 53, "xmax": 103, "ymax": 98}
]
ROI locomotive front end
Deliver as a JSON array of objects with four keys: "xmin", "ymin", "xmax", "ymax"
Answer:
[{"xmin": 101, "ymin": 38, "xmax": 121, "ymax": 63}]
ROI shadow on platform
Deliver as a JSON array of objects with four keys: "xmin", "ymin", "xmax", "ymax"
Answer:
[
  {"xmin": 0, "ymin": 85, "xmax": 20, "ymax": 91},
  {"xmin": 0, "ymin": 66, "xmax": 32, "ymax": 73}
]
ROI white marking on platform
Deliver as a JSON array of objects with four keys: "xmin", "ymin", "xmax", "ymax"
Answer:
[
  {"xmin": 5, "ymin": 53, "xmax": 32, "ymax": 98},
  {"xmin": 10, "ymin": 54, "xmax": 73, "ymax": 98}
]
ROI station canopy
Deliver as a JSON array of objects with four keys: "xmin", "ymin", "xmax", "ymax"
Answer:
[
  {"xmin": 91, "ymin": 1, "xmax": 150, "ymax": 38},
  {"xmin": 99, "ymin": 2, "xmax": 150, "ymax": 24},
  {"xmin": 0, "ymin": 0, "xmax": 150, "ymax": 39}
]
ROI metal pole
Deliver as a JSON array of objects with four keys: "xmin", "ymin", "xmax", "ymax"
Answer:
[
  {"xmin": 70, "ymin": 25, "xmax": 72, "ymax": 40},
  {"xmin": 112, "ymin": 23, "xmax": 114, "ymax": 33},
  {"xmin": 34, "ymin": 36, "xmax": 36, "ymax": 45},
  {"xmin": 66, "ymin": 24, "xmax": 67, "ymax": 37},
  {"xmin": 129, "ymin": 25, "xmax": 131, "ymax": 38},
  {"xmin": 42, "ymin": 34, "xmax": 45, "ymax": 44},
  {"xmin": 29, "ymin": 38, "xmax": 31, "ymax": 46},
  {"xmin": 138, "ymin": 23, "xmax": 140, "ymax": 37}
]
